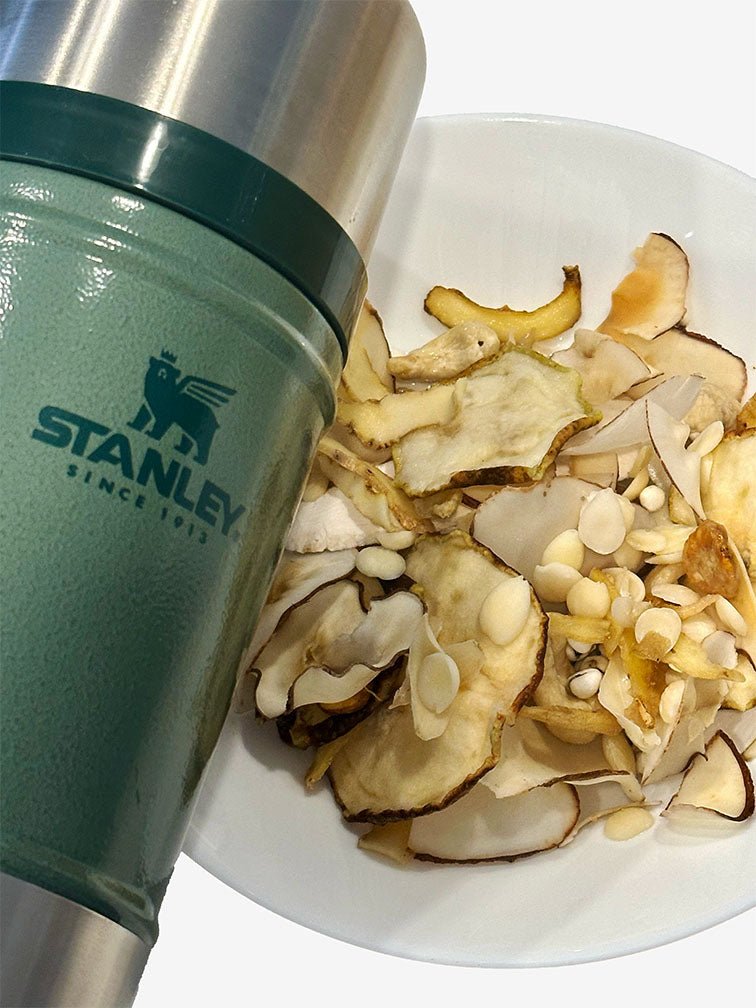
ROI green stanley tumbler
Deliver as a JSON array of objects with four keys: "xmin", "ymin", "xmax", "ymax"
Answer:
[{"xmin": 0, "ymin": 2, "xmax": 424, "ymax": 1004}]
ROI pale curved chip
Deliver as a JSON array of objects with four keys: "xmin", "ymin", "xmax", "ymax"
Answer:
[
  {"xmin": 553, "ymin": 329, "xmax": 651, "ymax": 403},
  {"xmin": 340, "ymin": 301, "xmax": 393, "ymax": 401},
  {"xmin": 701, "ymin": 430, "xmax": 756, "ymax": 575},
  {"xmin": 664, "ymin": 730, "xmax": 755, "ymax": 822},
  {"xmin": 286, "ymin": 487, "xmax": 381, "ymax": 553},
  {"xmin": 358, "ymin": 821, "xmax": 413, "ymax": 864},
  {"xmin": 424, "ymin": 265, "xmax": 582, "ymax": 346},
  {"xmin": 599, "ymin": 233, "xmax": 688, "ymax": 341},
  {"xmin": 408, "ymin": 781, "xmax": 579, "ymax": 863},
  {"xmin": 253, "ymin": 581, "xmax": 365, "ymax": 719},
  {"xmin": 393, "ymin": 349, "xmax": 600, "ymax": 496}
]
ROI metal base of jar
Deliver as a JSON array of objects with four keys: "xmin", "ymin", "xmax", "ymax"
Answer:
[{"xmin": 0, "ymin": 872, "xmax": 149, "ymax": 1008}]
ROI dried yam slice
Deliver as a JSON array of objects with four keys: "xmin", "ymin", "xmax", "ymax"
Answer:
[
  {"xmin": 388, "ymin": 321, "xmax": 500, "ymax": 381},
  {"xmin": 340, "ymin": 301, "xmax": 393, "ymax": 401},
  {"xmin": 599, "ymin": 233, "xmax": 688, "ymax": 341},
  {"xmin": 481, "ymin": 718, "xmax": 634, "ymax": 798},
  {"xmin": 393, "ymin": 349, "xmax": 599, "ymax": 496},
  {"xmin": 317, "ymin": 437, "xmax": 430, "ymax": 532},
  {"xmin": 616, "ymin": 326, "xmax": 747, "ymax": 402},
  {"xmin": 408, "ymin": 781, "xmax": 579, "ymax": 863},
  {"xmin": 238, "ymin": 549, "xmax": 357, "ymax": 688},
  {"xmin": 424, "ymin": 266, "xmax": 582, "ymax": 346},
  {"xmin": 473, "ymin": 476, "xmax": 606, "ymax": 580},
  {"xmin": 664, "ymin": 730, "xmax": 755, "ymax": 822},
  {"xmin": 327, "ymin": 532, "xmax": 547, "ymax": 821},
  {"xmin": 337, "ymin": 383, "xmax": 458, "ymax": 449}
]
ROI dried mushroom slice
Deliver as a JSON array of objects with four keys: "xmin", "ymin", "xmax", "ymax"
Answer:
[
  {"xmin": 340, "ymin": 301, "xmax": 393, "ymax": 402},
  {"xmin": 254, "ymin": 580, "xmax": 365, "ymax": 719},
  {"xmin": 664, "ymin": 730, "xmax": 755, "ymax": 822},
  {"xmin": 552, "ymin": 329, "xmax": 651, "ymax": 404},
  {"xmin": 327, "ymin": 532, "xmax": 547, "ymax": 822},
  {"xmin": 393, "ymin": 349, "xmax": 600, "ymax": 497},
  {"xmin": 599, "ymin": 233, "xmax": 689, "ymax": 341},
  {"xmin": 408, "ymin": 781, "xmax": 579, "ymax": 863},
  {"xmin": 424, "ymin": 266, "xmax": 582, "ymax": 346},
  {"xmin": 701, "ymin": 430, "xmax": 756, "ymax": 574},
  {"xmin": 388, "ymin": 321, "xmax": 500, "ymax": 382},
  {"xmin": 317, "ymin": 437, "xmax": 430, "ymax": 532},
  {"xmin": 286, "ymin": 487, "xmax": 381, "ymax": 553}
]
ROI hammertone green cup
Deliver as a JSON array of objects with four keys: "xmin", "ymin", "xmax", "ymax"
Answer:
[{"xmin": 0, "ymin": 85, "xmax": 364, "ymax": 948}]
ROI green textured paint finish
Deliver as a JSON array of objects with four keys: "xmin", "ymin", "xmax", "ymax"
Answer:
[{"xmin": 0, "ymin": 162, "xmax": 342, "ymax": 946}]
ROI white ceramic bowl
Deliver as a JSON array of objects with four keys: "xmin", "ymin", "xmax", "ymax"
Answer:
[{"xmin": 184, "ymin": 115, "xmax": 756, "ymax": 967}]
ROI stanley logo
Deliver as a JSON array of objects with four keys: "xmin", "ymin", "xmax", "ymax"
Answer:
[{"xmin": 31, "ymin": 352, "xmax": 246, "ymax": 539}]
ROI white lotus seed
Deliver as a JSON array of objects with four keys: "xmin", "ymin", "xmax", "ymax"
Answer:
[
  {"xmin": 417, "ymin": 652, "xmax": 460, "ymax": 714},
  {"xmin": 688, "ymin": 420, "xmax": 724, "ymax": 457},
  {"xmin": 604, "ymin": 806, "xmax": 654, "ymax": 841},
  {"xmin": 577, "ymin": 488, "xmax": 627, "ymax": 555},
  {"xmin": 566, "ymin": 638, "xmax": 593, "ymax": 656},
  {"xmin": 376, "ymin": 529, "xmax": 416, "ymax": 551},
  {"xmin": 611, "ymin": 596, "xmax": 644, "ymax": 628},
  {"xmin": 703, "ymin": 630, "xmax": 738, "ymax": 669},
  {"xmin": 479, "ymin": 576, "xmax": 531, "ymax": 646},
  {"xmin": 566, "ymin": 578, "xmax": 611, "ymax": 618},
  {"xmin": 633, "ymin": 606, "xmax": 682, "ymax": 654},
  {"xmin": 639, "ymin": 485, "xmax": 666, "ymax": 512},
  {"xmin": 541, "ymin": 528, "xmax": 585, "ymax": 570},
  {"xmin": 658, "ymin": 679, "xmax": 687, "ymax": 724},
  {"xmin": 568, "ymin": 667, "xmax": 603, "ymax": 699},
  {"xmin": 714, "ymin": 596, "xmax": 748, "ymax": 637},
  {"xmin": 651, "ymin": 583, "xmax": 700, "ymax": 606},
  {"xmin": 604, "ymin": 567, "xmax": 645, "ymax": 601},
  {"xmin": 532, "ymin": 562, "xmax": 582, "ymax": 603},
  {"xmin": 355, "ymin": 546, "xmax": 406, "ymax": 580},
  {"xmin": 682, "ymin": 613, "xmax": 717, "ymax": 643}
]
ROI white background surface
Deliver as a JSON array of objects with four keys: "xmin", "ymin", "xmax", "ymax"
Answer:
[{"xmin": 136, "ymin": 1, "xmax": 755, "ymax": 1005}]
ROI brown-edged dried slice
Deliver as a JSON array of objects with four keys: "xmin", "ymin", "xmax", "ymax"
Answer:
[
  {"xmin": 560, "ymin": 375, "xmax": 704, "ymax": 456},
  {"xmin": 337, "ymin": 382, "xmax": 458, "ymax": 449},
  {"xmin": 286, "ymin": 487, "xmax": 381, "ymax": 553},
  {"xmin": 552, "ymin": 329, "xmax": 651, "ymax": 404},
  {"xmin": 560, "ymin": 780, "xmax": 652, "ymax": 845},
  {"xmin": 317, "ymin": 437, "xmax": 430, "ymax": 532},
  {"xmin": 615, "ymin": 326, "xmax": 747, "ymax": 403},
  {"xmin": 664, "ymin": 730, "xmax": 755, "ymax": 821},
  {"xmin": 279, "ymin": 665, "xmax": 403, "ymax": 750},
  {"xmin": 392, "ymin": 349, "xmax": 600, "ymax": 497},
  {"xmin": 340, "ymin": 301, "xmax": 393, "ymax": 401},
  {"xmin": 734, "ymin": 393, "xmax": 756, "ymax": 433},
  {"xmin": 473, "ymin": 476, "xmax": 609, "ymax": 580},
  {"xmin": 701, "ymin": 430, "xmax": 756, "ymax": 574},
  {"xmin": 424, "ymin": 266, "xmax": 582, "ymax": 346},
  {"xmin": 327, "ymin": 532, "xmax": 547, "ymax": 822},
  {"xmin": 238, "ymin": 549, "xmax": 357, "ymax": 687},
  {"xmin": 388, "ymin": 321, "xmax": 500, "ymax": 382},
  {"xmin": 599, "ymin": 233, "xmax": 688, "ymax": 341},
  {"xmin": 254, "ymin": 580, "xmax": 365, "ymax": 719},
  {"xmin": 481, "ymin": 718, "xmax": 634, "ymax": 798},
  {"xmin": 407, "ymin": 781, "xmax": 579, "ymax": 863}
]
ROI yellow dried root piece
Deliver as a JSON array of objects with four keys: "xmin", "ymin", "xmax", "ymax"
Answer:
[
  {"xmin": 340, "ymin": 300, "xmax": 393, "ymax": 402},
  {"xmin": 317, "ymin": 437, "xmax": 430, "ymax": 533},
  {"xmin": 424, "ymin": 266, "xmax": 582, "ymax": 346},
  {"xmin": 701, "ymin": 430, "xmax": 756, "ymax": 577},
  {"xmin": 388, "ymin": 320, "xmax": 500, "ymax": 382},
  {"xmin": 518, "ymin": 705, "xmax": 622, "ymax": 736}
]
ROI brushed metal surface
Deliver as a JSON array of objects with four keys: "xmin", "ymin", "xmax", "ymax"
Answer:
[
  {"xmin": 0, "ymin": 872, "xmax": 149, "ymax": 1007},
  {"xmin": 0, "ymin": 0, "xmax": 425, "ymax": 257}
]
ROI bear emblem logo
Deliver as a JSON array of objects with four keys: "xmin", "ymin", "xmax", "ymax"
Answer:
[{"xmin": 128, "ymin": 351, "xmax": 236, "ymax": 465}]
